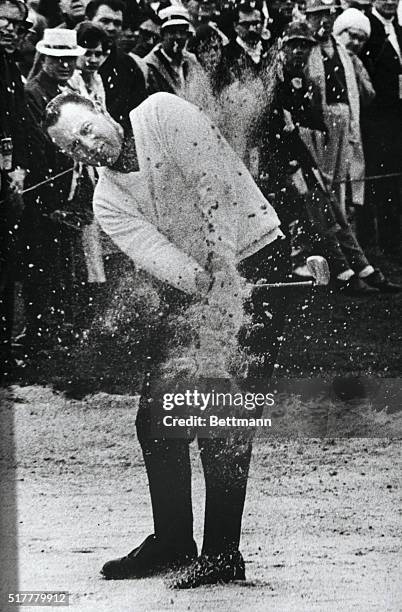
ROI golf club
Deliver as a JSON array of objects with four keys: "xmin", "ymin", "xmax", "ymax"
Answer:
[{"xmin": 253, "ymin": 255, "xmax": 330, "ymax": 289}]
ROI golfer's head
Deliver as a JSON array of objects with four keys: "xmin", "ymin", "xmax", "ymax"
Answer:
[{"xmin": 45, "ymin": 92, "xmax": 123, "ymax": 166}]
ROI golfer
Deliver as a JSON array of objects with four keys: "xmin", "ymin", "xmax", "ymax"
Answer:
[{"xmin": 44, "ymin": 91, "xmax": 290, "ymax": 588}]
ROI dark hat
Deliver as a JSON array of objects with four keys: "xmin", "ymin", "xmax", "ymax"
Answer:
[{"xmin": 282, "ymin": 20, "xmax": 317, "ymax": 43}]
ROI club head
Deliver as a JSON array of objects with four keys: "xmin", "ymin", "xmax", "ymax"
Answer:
[{"xmin": 306, "ymin": 256, "xmax": 330, "ymax": 286}]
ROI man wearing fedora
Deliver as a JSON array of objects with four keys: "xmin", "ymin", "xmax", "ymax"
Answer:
[
  {"xmin": 21, "ymin": 28, "xmax": 84, "ymax": 352},
  {"xmin": 144, "ymin": 6, "xmax": 199, "ymax": 94}
]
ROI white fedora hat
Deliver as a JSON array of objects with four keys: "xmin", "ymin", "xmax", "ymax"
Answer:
[{"xmin": 36, "ymin": 28, "xmax": 85, "ymax": 57}]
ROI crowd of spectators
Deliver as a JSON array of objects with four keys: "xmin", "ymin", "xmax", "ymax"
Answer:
[{"xmin": 0, "ymin": 0, "xmax": 401, "ymax": 376}]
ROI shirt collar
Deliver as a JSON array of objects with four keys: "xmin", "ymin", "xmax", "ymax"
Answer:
[
  {"xmin": 372, "ymin": 7, "xmax": 395, "ymax": 28},
  {"xmin": 159, "ymin": 46, "xmax": 185, "ymax": 68},
  {"xmin": 236, "ymin": 36, "xmax": 262, "ymax": 63},
  {"xmin": 110, "ymin": 135, "xmax": 139, "ymax": 173},
  {"xmin": 37, "ymin": 70, "xmax": 65, "ymax": 99}
]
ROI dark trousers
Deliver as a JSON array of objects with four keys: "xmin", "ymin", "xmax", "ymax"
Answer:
[
  {"xmin": 275, "ymin": 179, "xmax": 369, "ymax": 278},
  {"xmin": 0, "ymin": 179, "xmax": 21, "ymax": 378},
  {"xmin": 0, "ymin": 272, "xmax": 14, "ymax": 378},
  {"xmin": 22, "ymin": 219, "xmax": 76, "ymax": 346},
  {"xmin": 359, "ymin": 114, "xmax": 402, "ymax": 253},
  {"xmin": 135, "ymin": 237, "xmax": 290, "ymax": 555}
]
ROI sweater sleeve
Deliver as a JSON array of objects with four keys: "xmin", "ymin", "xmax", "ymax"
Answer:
[
  {"xmin": 94, "ymin": 177, "xmax": 205, "ymax": 295},
  {"xmin": 162, "ymin": 95, "xmax": 240, "ymax": 271}
]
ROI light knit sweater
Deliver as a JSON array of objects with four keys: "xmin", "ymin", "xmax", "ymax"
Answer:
[{"xmin": 94, "ymin": 92, "xmax": 281, "ymax": 294}]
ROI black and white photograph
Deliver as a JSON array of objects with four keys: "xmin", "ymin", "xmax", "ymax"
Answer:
[{"xmin": 1, "ymin": 0, "xmax": 401, "ymax": 609}]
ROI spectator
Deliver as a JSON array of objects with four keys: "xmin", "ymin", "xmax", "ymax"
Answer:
[
  {"xmin": 67, "ymin": 21, "xmax": 110, "ymax": 331},
  {"xmin": 333, "ymin": 7, "xmax": 372, "ymax": 59},
  {"xmin": 118, "ymin": 21, "xmax": 139, "ymax": 54},
  {"xmin": 129, "ymin": 17, "xmax": 160, "ymax": 59},
  {"xmin": 0, "ymin": 0, "xmax": 29, "ymax": 375},
  {"xmin": 36, "ymin": 0, "xmax": 63, "ymax": 28},
  {"xmin": 268, "ymin": 0, "xmax": 295, "ymax": 41},
  {"xmin": 222, "ymin": 1, "xmax": 270, "ymax": 81},
  {"xmin": 332, "ymin": 8, "xmax": 375, "ymax": 210},
  {"xmin": 332, "ymin": 9, "xmax": 375, "ymax": 105},
  {"xmin": 305, "ymin": 0, "xmax": 366, "ymax": 212},
  {"xmin": 264, "ymin": 21, "xmax": 400, "ymax": 294},
  {"xmin": 26, "ymin": 0, "xmax": 47, "ymax": 31},
  {"xmin": 342, "ymin": 0, "xmax": 372, "ymax": 16},
  {"xmin": 117, "ymin": 1, "xmax": 144, "ymax": 54},
  {"xmin": 332, "ymin": 7, "xmax": 375, "ymax": 239},
  {"xmin": 86, "ymin": 0, "xmax": 147, "ymax": 130},
  {"xmin": 360, "ymin": 0, "xmax": 402, "ymax": 255},
  {"xmin": 22, "ymin": 29, "xmax": 84, "ymax": 352},
  {"xmin": 58, "ymin": 0, "xmax": 90, "ymax": 28},
  {"xmin": 144, "ymin": 5, "xmax": 199, "ymax": 94},
  {"xmin": 17, "ymin": 4, "xmax": 47, "ymax": 78},
  {"xmin": 71, "ymin": 20, "xmax": 109, "ymax": 102},
  {"xmin": 217, "ymin": 1, "xmax": 273, "ymax": 173}
]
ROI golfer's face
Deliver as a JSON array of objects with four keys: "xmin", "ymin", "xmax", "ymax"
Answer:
[{"xmin": 48, "ymin": 102, "xmax": 123, "ymax": 166}]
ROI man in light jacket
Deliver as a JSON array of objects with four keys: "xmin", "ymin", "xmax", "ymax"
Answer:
[
  {"xmin": 144, "ymin": 6, "xmax": 199, "ymax": 94},
  {"xmin": 44, "ymin": 89, "xmax": 290, "ymax": 588}
]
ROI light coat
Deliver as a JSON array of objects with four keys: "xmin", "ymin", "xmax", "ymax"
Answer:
[{"xmin": 306, "ymin": 38, "xmax": 368, "ymax": 205}]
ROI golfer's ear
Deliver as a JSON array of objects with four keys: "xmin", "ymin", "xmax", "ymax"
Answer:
[{"xmin": 97, "ymin": 104, "xmax": 125, "ymax": 135}]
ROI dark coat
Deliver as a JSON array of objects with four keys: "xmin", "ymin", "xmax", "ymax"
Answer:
[
  {"xmin": 24, "ymin": 70, "xmax": 73, "ymax": 213},
  {"xmin": 361, "ymin": 14, "xmax": 402, "ymax": 173},
  {"xmin": 362, "ymin": 14, "xmax": 402, "ymax": 116},
  {"xmin": 262, "ymin": 75, "xmax": 326, "ymax": 193},
  {"xmin": 221, "ymin": 38, "xmax": 270, "ymax": 87},
  {"xmin": 144, "ymin": 45, "xmax": 199, "ymax": 94},
  {"xmin": 23, "ymin": 71, "xmax": 78, "ymax": 331},
  {"xmin": 99, "ymin": 45, "xmax": 147, "ymax": 132},
  {"xmin": 0, "ymin": 49, "xmax": 27, "ymax": 275},
  {"xmin": 0, "ymin": 49, "xmax": 27, "ymax": 170}
]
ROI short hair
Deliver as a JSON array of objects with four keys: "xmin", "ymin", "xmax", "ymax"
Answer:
[
  {"xmin": 86, "ymin": 0, "xmax": 125, "ymax": 21},
  {"xmin": 44, "ymin": 92, "xmax": 96, "ymax": 132},
  {"xmin": 0, "ymin": 0, "xmax": 28, "ymax": 20},
  {"xmin": 76, "ymin": 21, "xmax": 111, "ymax": 52},
  {"xmin": 235, "ymin": 2, "xmax": 262, "ymax": 22}
]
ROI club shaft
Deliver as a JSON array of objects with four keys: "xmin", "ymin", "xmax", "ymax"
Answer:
[{"xmin": 254, "ymin": 280, "xmax": 315, "ymax": 288}]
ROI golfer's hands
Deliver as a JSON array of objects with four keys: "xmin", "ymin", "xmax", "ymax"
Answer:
[
  {"xmin": 194, "ymin": 269, "xmax": 213, "ymax": 299},
  {"xmin": 196, "ymin": 257, "xmax": 246, "ymax": 378}
]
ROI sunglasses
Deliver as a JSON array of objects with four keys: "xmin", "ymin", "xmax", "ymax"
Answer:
[{"xmin": 0, "ymin": 16, "xmax": 27, "ymax": 33}]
